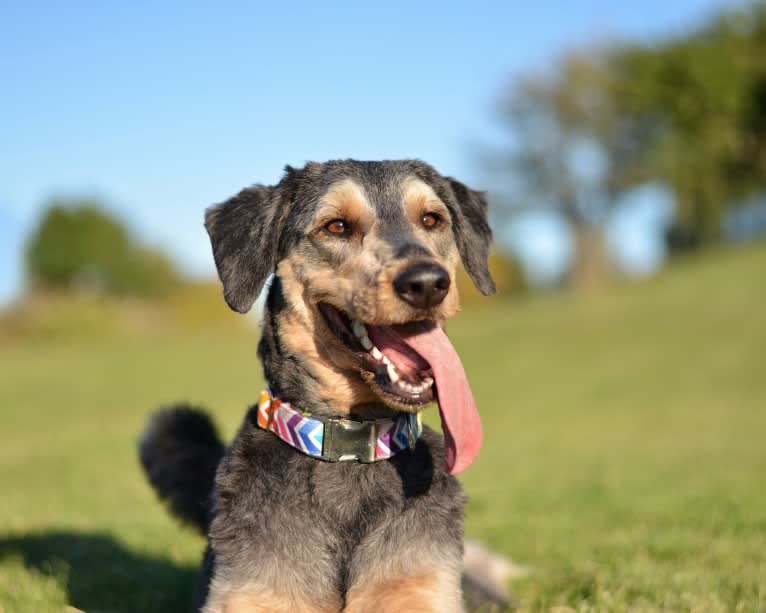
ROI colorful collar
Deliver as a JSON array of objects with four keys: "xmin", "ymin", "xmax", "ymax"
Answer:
[{"xmin": 255, "ymin": 389, "xmax": 422, "ymax": 463}]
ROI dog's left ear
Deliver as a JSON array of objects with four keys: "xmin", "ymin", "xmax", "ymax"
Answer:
[{"xmin": 443, "ymin": 178, "xmax": 497, "ymax": 295}]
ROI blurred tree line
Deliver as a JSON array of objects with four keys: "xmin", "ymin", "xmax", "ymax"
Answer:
[
  {"xmin": 5, "ymin": 200, "xmax": 253, "ymax": 338},
  {"xmin": 26, "ymin": 201, "xmax": 180, "ymax": 297},
  {"xmin": 490, "ymin": 2, "xmax": 766, "ymax": 286}
]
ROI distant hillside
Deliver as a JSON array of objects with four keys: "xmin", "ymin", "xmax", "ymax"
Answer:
[{"xmin": 0, "ymin": 281, "xmax": 248, "ymax": 340}]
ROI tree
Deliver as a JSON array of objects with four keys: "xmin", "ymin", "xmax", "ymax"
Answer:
[
  {"xmin": 488, "ymin": 51, "xmax": 618, "ymax": 287},
  {"xmin": 489, "ymin": 2, "xmax": 766, "ymax": 283},
  {"xmin": 607, "ymin": 3, "xmax": 766, "ymax": 246},
  {"xmin": 25, "ymin": 200, "xmax": 180, "ymax": 297}
]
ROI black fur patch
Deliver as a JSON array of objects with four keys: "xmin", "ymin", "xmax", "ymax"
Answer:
[{"xmin": 139, "ymin": 406, "xmax": 224, "ymax": 534}]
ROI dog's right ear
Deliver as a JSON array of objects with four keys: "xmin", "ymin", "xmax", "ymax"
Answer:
[{"xmin": 204, "ymin": 185, "xmax": 284, "ymax": 314}]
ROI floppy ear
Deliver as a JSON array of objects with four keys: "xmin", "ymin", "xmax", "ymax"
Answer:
[
  {"xmin": 205, "ymin": 185, "xmax": 284, "ymax": 313},
  {"xmin": 444, "ymin": 178, "xmax": 497, "ymax": 295}
]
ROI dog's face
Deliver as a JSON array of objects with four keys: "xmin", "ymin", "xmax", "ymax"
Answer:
[{"xmin": 205, "ymin": 160, "xmax": 495, "ymax": 416}]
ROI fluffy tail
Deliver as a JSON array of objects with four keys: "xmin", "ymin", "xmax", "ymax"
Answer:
[{"xmin": 139, "ymin": 406, "xmax": 225, "ymax": 534}]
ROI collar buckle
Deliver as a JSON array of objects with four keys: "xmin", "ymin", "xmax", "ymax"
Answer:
[{"xmin": 323, "ymin": 418, "xmax": 377, "ymax": 463}]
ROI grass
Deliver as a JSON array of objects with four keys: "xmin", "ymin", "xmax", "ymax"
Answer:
[{"xmin": 1, "ymin": 244, "xmax": 765, "ymax": 612}]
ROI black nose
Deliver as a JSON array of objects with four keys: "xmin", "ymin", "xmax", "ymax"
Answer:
[{"xmin": 393, "ymin": 263, "xmax": 451, "ymax": 309}]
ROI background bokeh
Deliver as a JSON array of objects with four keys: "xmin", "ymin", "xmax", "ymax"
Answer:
[{"xmin": 2, "ymin": 2, "xmax": 765, "ymax": 611}]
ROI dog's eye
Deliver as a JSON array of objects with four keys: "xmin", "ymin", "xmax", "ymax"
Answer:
[
  {"xmin": 324, "ymin": 219, "xmax": 351, "ymax": 236},
  {"xmin": 420, "ymin": 213, "xmax": 441, "ymax": 229}
]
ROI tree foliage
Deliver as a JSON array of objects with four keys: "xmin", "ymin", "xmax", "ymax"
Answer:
[
  {"xmin": 608, "ymin": 3, "xmax": 766, "ymax": 244},
  {"xmin": 25, "ymin": 201, "xmax": 180, "ymax": 297},
  {"xmin": 491, "ymin": 2, "xmax": 766, "ymax": 278}
]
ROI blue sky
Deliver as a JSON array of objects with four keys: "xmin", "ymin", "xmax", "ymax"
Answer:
[{"xmin": 0, "ymin": 0, "xmax": 735, "ymax": 302}]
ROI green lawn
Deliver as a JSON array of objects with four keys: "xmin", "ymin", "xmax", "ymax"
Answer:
[{"xmin": 1, "ymin": 245, "xmax": 765, "ymax": 612}]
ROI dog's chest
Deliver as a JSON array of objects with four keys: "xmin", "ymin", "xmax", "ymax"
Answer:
[{"xmin": 309, "ymin": 460, "xmax": 404, "ymax": 530}]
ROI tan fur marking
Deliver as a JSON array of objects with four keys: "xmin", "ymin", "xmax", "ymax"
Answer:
[
  {"xmin": 205, "ymin": 590, "xmax": 338, "ymax": 613},
  {"xmin": 277, "ymin": 258, "xmax": 378, "ymax": 414},
  {"xmin": 315, "ymin": 179, "xmax": 374, "ymax": 231},
  {"xmin": 402, "ymin": 177, "xmax": 450, "ymax": 224},
  {"xmin": 344, "ymin": 569, "xmax": 463, "ymax": 613}
]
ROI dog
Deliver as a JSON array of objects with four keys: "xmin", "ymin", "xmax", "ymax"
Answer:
[{"xmin": 140, "ymin": 159, "xmax": 502, "ymax": 612}]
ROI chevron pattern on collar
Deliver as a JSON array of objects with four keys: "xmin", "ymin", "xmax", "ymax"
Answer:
[{"xmin": 255, "ymin": 389, "xmax": 422, "ymax": 463}]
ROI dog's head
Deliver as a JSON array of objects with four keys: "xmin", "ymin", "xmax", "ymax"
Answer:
[{"xmin": 206, "ymin": 159, "xmax": 495, "ymax": 473}]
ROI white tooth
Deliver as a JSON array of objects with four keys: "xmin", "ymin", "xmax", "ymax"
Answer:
[
  {"xmin": 360, "ymin": 336, "xmax": 373, "ymax": 350},
  {"xmin": 387, "ymin": 363, "xmax": 399, "ymax": 382},
  {"xmin": 412, "ymin": 378, "xmax": 432, "ymax": 393},
  {"xmin": 352, "ymin": 319, "xmax": 366, "ymax": 338},
  {"xmin": 371, "ymin": 347, "xmax": 383, "ymax": 360},
  {"xmin": 381, "ymin": 354, "xmax": 392, "ymax": 365}
]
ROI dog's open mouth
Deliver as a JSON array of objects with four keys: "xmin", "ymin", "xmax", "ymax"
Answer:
[
  {"xmin": 318, "ymin": 302, "xmax": 484, "ymax": 474},
  {"xmin": 318, "ymin": 303, "xmax": 435, "ymax": 405}
]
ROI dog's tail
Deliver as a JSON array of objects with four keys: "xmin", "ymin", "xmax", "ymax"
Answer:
[{"xmin": 139, "ymin": 406, "xmax": 225, "ymax": 535}]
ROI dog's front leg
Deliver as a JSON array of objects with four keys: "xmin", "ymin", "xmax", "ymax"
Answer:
[
  {"xmin": 198, "ymin": 539, "xmax": 344, "ymax": 613},
  {"xmin": 343, "ymin": 537, "xmax": 464, "ymax": 613},
  {"xmin": 203, "ymin": 589, "xmax": 340, "ymax": 613},
  {"xmin": 200, "ymin": 546, "xmax": 343, "ymax": 613},
  {"xmin": 343, "ymin": 566, "xmax": 464, "ymax": 613}
]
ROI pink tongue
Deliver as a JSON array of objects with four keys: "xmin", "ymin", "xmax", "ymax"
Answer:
[{"xmin": 396, "ymin": 323, "xmax": 483, "ymax": 474}]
